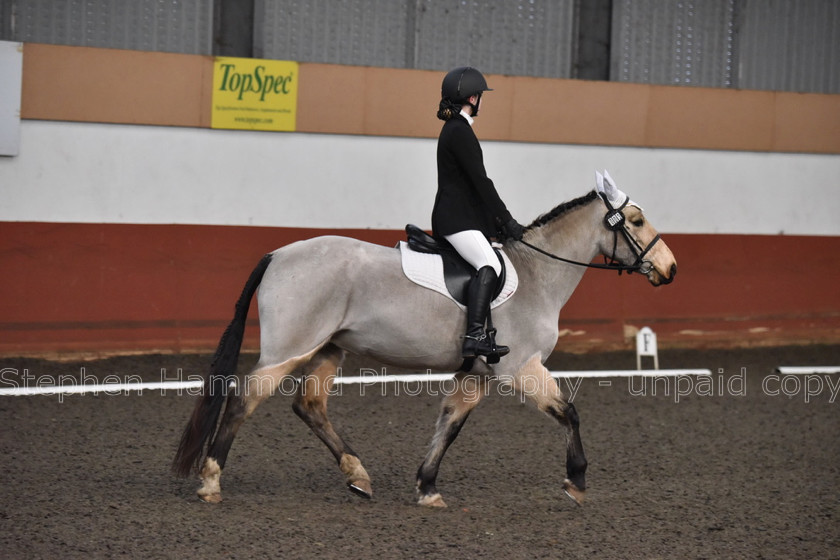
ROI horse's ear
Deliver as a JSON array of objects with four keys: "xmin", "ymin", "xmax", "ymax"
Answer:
[
  {"xmin": 601, "ymin": 170, "xmax": 642, "ymax": 211},
  {"xmin": 598, "ymin": 169, "xmax": 633, "ymax": 209},
  {"xmin": 603, "ymin": 170, "xmax": 616, "ymax": 191},
  {"xmin": 595, "ymin": 171, "xmax": 605, "ymax": 194},
  {"xmin": 602, "ymin": 170, "xmax": 620, "ymax": 198}
]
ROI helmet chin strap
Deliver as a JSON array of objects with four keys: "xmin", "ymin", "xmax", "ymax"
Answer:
[{"xmin": 465, "ymin": 92, "xmax": 482, "ymax": 117}]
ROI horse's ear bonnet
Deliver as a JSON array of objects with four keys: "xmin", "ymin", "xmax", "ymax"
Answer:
[
  {"xmin": 595, "ymin": 170, "xmax": 644, "ymax": 231},
  {"xmin": 595, "ymin": 170, "xmax": 642, "ymax": 211}
]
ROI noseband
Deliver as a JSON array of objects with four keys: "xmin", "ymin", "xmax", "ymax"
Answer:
[{"xmin": 518, "ymin": 193, "xmax": 661, "ymax": 275}]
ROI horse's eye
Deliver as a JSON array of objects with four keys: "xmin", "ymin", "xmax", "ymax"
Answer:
[{"xmin": 631, "ymin": 218, "xmax": 644, "ymax": 227}]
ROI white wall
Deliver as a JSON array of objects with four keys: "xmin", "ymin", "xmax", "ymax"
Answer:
[{"xmin": 2, "ymin": 120, "xmax": 839, "ymax": 235}]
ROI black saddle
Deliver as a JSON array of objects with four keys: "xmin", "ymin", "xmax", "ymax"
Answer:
[{"xmin": 404, "ymin": 224, "xmax": 506, "ymax": 306}]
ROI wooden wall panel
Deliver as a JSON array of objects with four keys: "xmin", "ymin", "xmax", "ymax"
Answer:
[
  {"xmin": 644, "ymin": 86, "xmax": 776, "ymax": 151},
  {"xmin": 21, "ymin": 43, "xmax": 213, "ymax": 128},
  {"xmin": 17, "ymin": 43, "xmax": 840, "ymax": 154}
]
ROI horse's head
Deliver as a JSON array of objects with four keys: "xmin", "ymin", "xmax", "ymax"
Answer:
[{"xmin": 595, "ymin": 171, "xmax": 677, "ymax": 286}]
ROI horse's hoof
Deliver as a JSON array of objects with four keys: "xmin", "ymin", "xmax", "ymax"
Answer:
[
  {"xmin": 198, "ymin": 491, "xmax": 222, "ymax": 504},
  {"xmin": 417, "ymin": 493, "xmax": 447, "ymax": 508},
  {"xmin": 340, "ymin": 454, "xmax": 372, "ymax": 499},
  {"xmin": 562, "ymin": 479, "xmax": 585, "ymax": 506},
  {"xmin": 348, "ymin": 480, "xmax": 373, "ymax": 499}
]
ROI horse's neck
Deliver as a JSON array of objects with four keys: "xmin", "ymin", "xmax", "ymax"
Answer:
[
  {"xmin": 527, "ymin": 200, "xmax": 603, "ymax": 266},
  {"xmin": 516, "ymin": 200, "xmax": 603, "ymax": 306}
]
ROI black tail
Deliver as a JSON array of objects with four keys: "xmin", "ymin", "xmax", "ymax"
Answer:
[{"xmin": 171, "ymin": 252, "xmax": 274, "ymax": 478}]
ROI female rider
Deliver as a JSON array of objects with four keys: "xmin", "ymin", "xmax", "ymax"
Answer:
[{"xmin": 431, "ymin": 66, "xmax": 525, "ymax": 361}]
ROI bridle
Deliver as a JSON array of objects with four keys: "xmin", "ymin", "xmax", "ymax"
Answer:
[{"xmin": 518, "ymin": 193, "xmax": 661, "ymax": 275}]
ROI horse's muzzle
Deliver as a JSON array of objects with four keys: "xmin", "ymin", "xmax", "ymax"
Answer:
[
  {"xmin": 661, "ymin": 263, "xmax": 677, "ymax": 285},
  {"xmin": 649, "ymin": 262, "xmax": 677, "ymax": 286}
]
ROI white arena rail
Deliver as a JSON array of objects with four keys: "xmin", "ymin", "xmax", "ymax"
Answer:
[{"xmin": 0, "ymin": 368, "xmax": 712, "ymax": 396}]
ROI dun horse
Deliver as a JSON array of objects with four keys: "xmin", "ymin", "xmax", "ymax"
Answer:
[{"xmin": 173, "ymin": 172, "xmax": 677, "ymax": 507}]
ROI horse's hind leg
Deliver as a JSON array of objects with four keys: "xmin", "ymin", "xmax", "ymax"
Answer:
[
  {"xmin": 197, "ymin": 346, "xmax": 324, "ymax": 502},
  {"xmin": 514, "ymin": 355, "xmax": 588, "ymax": 505},
  {"xmin": 416, "ymin": 372, "xmax": 488, "ymax": 508},
  {"xmin": 292, "ymin": 344, "xmax": 372, "ymax": 499}
]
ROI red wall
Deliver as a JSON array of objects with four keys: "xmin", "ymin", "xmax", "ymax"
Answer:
[{"xmin": 2, "ymin": 222, "xmax": 837, "ymax": 356}]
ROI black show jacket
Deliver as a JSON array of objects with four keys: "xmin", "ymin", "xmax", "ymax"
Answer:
[{"xmin": 431, "ymin": 114, "xmax": 513, "ymax": 238}]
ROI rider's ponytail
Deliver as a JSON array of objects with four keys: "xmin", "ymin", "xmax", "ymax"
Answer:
[{"xmin": 437, "ymin": 98, "xmax": 461, "ymax": 121}]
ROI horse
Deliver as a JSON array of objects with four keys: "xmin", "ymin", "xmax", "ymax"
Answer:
[{"xmin": 172, "ymin": 171, "xmax": 677, "ymax": 507}]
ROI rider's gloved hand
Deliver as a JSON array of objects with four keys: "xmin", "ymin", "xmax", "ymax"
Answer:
[{"xmin": 501, "ymin": 218, "xmax": 525, "ymax": 241}]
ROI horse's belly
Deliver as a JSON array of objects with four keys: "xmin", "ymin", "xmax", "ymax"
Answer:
[{"xmin": 332, "ymin": 291, "xmax": 466, "ymax": 372}]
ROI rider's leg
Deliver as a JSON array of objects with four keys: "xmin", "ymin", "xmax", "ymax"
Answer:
[
  {"xmin": 462, "ymin": 265, "xmax": 509, "ymax": 358},
  {"xmin": 443, "ymin": 230, "xmax": 509, "ymax": 359}
]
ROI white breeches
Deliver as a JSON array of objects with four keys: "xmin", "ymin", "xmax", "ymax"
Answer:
[{"xmin": 444, "ymin": 229, "xmax": 502, "ymax": 276}]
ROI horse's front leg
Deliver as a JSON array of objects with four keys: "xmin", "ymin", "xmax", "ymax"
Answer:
[
  {"xmin": 416, "ymin": 371, "xmax": 488, "ymax": 507},
  {"xmin": 513, "ymin": 355, "xmax": 588, "ymax": 505}
]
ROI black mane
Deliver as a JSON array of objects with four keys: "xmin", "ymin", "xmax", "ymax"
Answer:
[{"xmin": 526, "ymin": 190, "xmax": 598, "ymax": 230}]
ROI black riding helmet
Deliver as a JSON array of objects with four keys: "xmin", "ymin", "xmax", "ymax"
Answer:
[{"xmin": 441, "ymin": 66, "xmax": 492, "ymax": 117}]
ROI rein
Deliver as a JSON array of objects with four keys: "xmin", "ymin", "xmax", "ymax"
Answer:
[{"xmin": 517, "ymin": 194, "xmax": 661, "ymax": 275}]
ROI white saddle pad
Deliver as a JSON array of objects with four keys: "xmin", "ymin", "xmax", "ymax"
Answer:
[{"xmin": 398, "ymin": 241, "xmax": 518, "ymax": 311}]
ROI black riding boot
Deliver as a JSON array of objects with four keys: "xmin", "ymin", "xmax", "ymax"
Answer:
[{"xmin": 462, "ymin": 266, "xmax": 510, "ymax": 360}]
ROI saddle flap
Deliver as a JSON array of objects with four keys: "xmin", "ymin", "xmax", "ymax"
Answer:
[
  {"xmin": 399, "ymin": 234, "xmax": 518, "ymax": 310},
  {"xmin": 403, "ymin": 224, "xmax": 508, "ymax": 303}
]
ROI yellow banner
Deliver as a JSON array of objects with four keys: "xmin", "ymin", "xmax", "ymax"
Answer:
[{"xmin": 211, "ymin": 57, "xmax": 298, "ymax": 131}]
